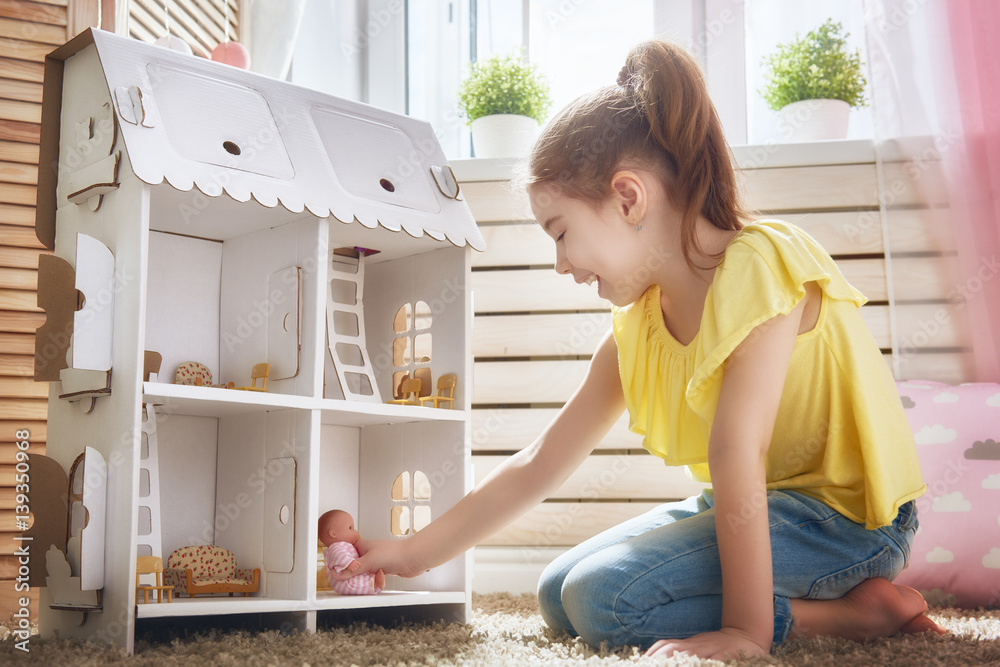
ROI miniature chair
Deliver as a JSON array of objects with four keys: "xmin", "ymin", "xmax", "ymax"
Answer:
[
  {"xmin": 233, "ymin": 363, "xmax": 269, "ymax": 392},
  {"xmin": 419, "ymin": 373, "xmax": 457, "ymax": 409},
  {"xmin": 386, "ymin": 378, "xmax": 421, "ymax": 406},
  {"xmin": 143, "ymin": 351, "xmax": 162, "ymax": 382},
  {"xmin": 135, "ymin": 556, "xmax": 173, "ymax": 603}
]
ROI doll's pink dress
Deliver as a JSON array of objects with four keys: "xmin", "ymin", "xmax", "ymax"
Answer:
[{"xmin": 323, "ymin": 542, "xmax": 383, "ymax": 595}]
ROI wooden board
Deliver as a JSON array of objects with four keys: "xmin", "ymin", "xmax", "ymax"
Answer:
[
  {"xmin": 472, "ymin": 259, "xmax": 893, "ymax": 314},
  {"xmin": 0, "ymin": 1, "xmax": 67, "ymax": 27},
  {"xmin": 479, "ymin": 502, "xmax": 662, "ymax": 547},
  {"xmin": 474, "ymin": 454, "xmax": 710, "ymax": 501},
  {"xmin": 472, "ymin": 407, "xmax": 640, "ymax": 451}
]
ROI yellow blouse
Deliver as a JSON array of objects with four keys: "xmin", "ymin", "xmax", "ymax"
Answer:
[{"xmin": 612, "ymin": 219, "xmax": 925, "ymax": 528}]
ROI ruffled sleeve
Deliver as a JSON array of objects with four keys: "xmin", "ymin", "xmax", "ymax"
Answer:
[{"xmin": 686, "ymin": 221, "xmax": 868, "ymax": 425}]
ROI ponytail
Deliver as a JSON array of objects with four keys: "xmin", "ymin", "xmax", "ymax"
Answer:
[{"xmin": 528, "ymin": 40, "xmax": 749, "ymax": 274}]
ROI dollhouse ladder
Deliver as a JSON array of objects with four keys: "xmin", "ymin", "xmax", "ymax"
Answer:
[
  {"xmin": 327, "ymin": 249, "xmax": 382, "ymax": 402},
  {"xmin": 137, "ymin": 403, "xmax": 164, "ymax": 562}
]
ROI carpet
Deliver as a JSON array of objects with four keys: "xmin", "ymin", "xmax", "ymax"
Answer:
[{"xmin": 2, "ymin": 593, "xmax": 999, "ymax": 665}]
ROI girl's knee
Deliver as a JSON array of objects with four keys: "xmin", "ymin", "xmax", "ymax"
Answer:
[
  {"xmin": 561, "ymin": 566, "xmax": 619, "ymax": 646},
  {"xmin": 537, "ymin": 560, "xmax": 576, "ymax": 634}
]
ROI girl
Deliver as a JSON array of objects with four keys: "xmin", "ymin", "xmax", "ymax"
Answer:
[{"xmin": 356, "ymin": 40, "xmax": 944, "ymax": 659}]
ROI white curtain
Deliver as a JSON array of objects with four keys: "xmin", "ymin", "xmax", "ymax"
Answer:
[{"xmin": 248, "ymin": 0, "xmax": 309, "ymax": 80}]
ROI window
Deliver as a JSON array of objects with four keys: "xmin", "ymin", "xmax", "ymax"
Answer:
[
  {"xmin": 407, "ymin": 0, "xmax": 655, "ymax": 158},
  {"xmin": 391, "ymin": 301, "xmax": 433, "ymax": 398},
  {"xmin": 390, "ymin": 470, "xmax": 432, "ymax": 535},
  {"xmin": 404, "ymin": 0, "xmax": 875, "ymax": 156},
  {"xmin": 743, "ymin": 0, "xmax": 872, "ymax": 144}
]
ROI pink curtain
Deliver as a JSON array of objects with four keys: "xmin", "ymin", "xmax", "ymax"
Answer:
[
  {"xmin": 866, "ymin": 0, "xmax": 1000, "ymax": 382},
  {"xmin": 941, "ymin": 0, "xmax": 1000, "ymax": 381}
]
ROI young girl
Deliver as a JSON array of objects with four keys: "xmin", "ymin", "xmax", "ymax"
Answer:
[{"xmin": 355, "ymin": 40, "xmax": 944, "ymax": 659}]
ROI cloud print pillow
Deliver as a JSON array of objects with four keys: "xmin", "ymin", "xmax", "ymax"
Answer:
[{"xmin": 892, "ymin": 381, "xmax": 1000, "ymax": 608}]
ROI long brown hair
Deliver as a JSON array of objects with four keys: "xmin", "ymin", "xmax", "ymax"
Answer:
[{"xmin": 527, "ymin": 40, "xmax": 749, "ymax": 275}]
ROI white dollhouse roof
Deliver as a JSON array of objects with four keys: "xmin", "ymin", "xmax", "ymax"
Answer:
[{"xmin": 36, "ymin": 29, "xmax": 485, "ymax": 251}]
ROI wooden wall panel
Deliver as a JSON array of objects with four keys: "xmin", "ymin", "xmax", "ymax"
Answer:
[
  {"xmin": 0, "ymin": 0, "xmax": 93, "ymax": 622},
  {"xmin": 128, "ymin": 0, "xmax": 239, "ymax": 58}
]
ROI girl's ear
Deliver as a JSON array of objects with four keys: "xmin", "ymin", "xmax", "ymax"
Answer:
[{"xmin": 610, "ymin": 170, "xmax": 647, "ymax": 224}]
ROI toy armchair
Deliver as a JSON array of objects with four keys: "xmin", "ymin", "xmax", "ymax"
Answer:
[
  {"xmin": 173, "ymin": 361, "xmax": 234, "ymax": 388},
  {"xmin": 164, "ymin": 545, "xmax": 260, "ymax": 597}
]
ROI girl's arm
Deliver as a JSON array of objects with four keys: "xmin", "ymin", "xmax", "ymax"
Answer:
[
  {"xmin": 355, "ymin": 329, "xmax": 626, "ymax": 578},
  {"xmin": 647, "ymin": 286, "xmax": 812, "ymax": 660}
]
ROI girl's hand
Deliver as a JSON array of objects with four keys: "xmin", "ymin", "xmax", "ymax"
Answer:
[
  {"xmin": 644, "ymin": 629, "xmax": 770, "ymax": 661},
  {"xmin": 352, "ymin": 538, "xmax": 429, "ymax": 579}
]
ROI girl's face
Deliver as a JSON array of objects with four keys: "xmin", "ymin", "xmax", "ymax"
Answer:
[{"xmin": 528, "ymin": 183, "xmax": 651, "ymax": 307}]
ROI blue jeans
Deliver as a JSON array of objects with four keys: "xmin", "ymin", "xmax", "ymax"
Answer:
[{"xmin": 537, "ymin": 489, "xmax": 917, "ymax": 651}]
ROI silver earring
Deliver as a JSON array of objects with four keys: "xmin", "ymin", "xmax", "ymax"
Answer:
[{"xmin": 635, "ymin": 224, "xmax": 642, "ymax": 231}]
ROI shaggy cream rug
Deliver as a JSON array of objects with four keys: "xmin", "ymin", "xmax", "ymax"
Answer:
[{"xmin": 2, "ymin": 593, "xmax": 999, "ymax": 665}]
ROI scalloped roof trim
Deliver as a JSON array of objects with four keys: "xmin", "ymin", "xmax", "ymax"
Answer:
[{"xmin": 146, "ymin": 171, "xmax": 484, "ymax": 251}]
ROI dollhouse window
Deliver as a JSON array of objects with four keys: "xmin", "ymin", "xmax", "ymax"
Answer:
[
  {"xmin": 391, "ymin": 301, "xmax": 433, "ymax": 398},
  {"xmin": 389, "ymin": 470, "xmax": 432, "ymax": 536}
]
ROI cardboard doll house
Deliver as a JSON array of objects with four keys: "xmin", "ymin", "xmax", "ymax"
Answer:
[{"xmin": 32, "ymin": 28, "xmax": 484, "ymax": 654}]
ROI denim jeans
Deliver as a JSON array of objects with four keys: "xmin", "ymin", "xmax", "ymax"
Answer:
[{"xmin": 537, "ymin": 489, "xmax": 917, "ymax": 651}]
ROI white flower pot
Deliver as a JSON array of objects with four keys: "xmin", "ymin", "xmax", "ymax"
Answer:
[
  {"xmin": 470, "ymin": 114, "xmax": 540, "ymax": 158},
  {"xmin": 778, "ymin": 99, "xmax": 851, "ymax": 142}
]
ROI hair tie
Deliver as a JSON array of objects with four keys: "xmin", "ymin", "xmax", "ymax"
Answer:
[{"xmin": 617, "ymin": 64, "xmax": 635, "ymax": 88}]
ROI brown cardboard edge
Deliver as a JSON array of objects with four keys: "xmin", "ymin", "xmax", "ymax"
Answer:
[
  {"xmin": 24, "ymin": 454, "xmax": 70, "ymax": 588},
  {"xmin": 34, "ymin": 253, "xmax": 76, "ymax": 382},
  {"xmin": 36, "ymin": 28, "xmax": 99, "ymax": 250}
]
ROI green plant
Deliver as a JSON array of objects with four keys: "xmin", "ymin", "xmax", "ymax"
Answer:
[
  {"xmin": 760, "ymin": 19, "xmax": 868, "ymax": 111},
  {"xmin": 457, "ymin": 51, "xmax": 552, "ymax": 124}
]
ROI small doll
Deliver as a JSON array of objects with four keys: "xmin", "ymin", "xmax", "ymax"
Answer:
[{"xmin": 318, "ymin": 509, "xmax": 385, "ymax": 595}]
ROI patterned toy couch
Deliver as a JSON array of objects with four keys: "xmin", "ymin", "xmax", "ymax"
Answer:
[
  {"xmin": 164, "ymin": 545, "xmax": 261, "ymax": 597},
  {"xmin": 893, "ymin": 381, "xmax": 1000, "ymax": 609}
]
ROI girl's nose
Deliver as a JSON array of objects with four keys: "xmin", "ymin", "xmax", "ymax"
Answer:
[{"xmin": 555, "ymin": 247, "xmax": 572, "ymax": 275}]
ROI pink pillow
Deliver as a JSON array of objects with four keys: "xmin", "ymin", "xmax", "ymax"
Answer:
[{"xmin": 892, "ymin": 380, "xmax": 1000, "ymax": 608}]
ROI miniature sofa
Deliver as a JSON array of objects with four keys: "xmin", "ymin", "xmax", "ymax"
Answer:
[
  {"xmin": 893, "ymin": 380, "xmax": 1000, "ymax": 609},
  {"xmin": 163, "ymin": 545, "xmax": 261, "ymax": 598}
]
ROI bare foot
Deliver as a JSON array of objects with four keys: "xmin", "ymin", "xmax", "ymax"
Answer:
[
  {"xmin": 374, "ymin": 568, "xmax": 386, "ymax": 591},
  {"xmin": 789, "ymin": 578, "xmax": 947, "ymax": 641}
]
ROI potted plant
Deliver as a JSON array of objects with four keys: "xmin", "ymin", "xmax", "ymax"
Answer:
[
  {"xmin": 457, "ymin": 50, "xmax": 552, "ymax": 158},
  {"xmin": 760, "ymin": 19, "xmax": 868, "ymax": 142}
]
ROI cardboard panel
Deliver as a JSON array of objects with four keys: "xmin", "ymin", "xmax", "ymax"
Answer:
[
  {"xmin": 262, "ymin": 457, "xmax": 295, "ymax": 573},
  {"xmin": 147, "ymin": 65, "xmax": 294, "ymax": 179},
  {"xmin": 71, "ymin": 234, "xmax": 115, "ymax": 372},
  {"xmin": 145, "ymin": 232, "xmax": 223, "ymax": 385},
  {"xmin": 268, "ymin": 266, "xmax": 300, "ymax": 381},
  {"xmin": 311, "ymin": 106, "xmax": 440, "ymax": 214},
  {"xmin": 78, "ymin": 447, "xmax": 107, "ymax": 591},
  {"xmin": 157, "ymin": 414, "xmax": 218, "ymax": 555}
]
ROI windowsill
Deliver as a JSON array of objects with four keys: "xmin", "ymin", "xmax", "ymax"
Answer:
[{"xmin": 451, "ymin": 138, "xmax": 882, "ymax": 183}]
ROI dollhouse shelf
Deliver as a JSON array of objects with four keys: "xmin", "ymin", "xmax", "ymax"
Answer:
[
  {"xmin": 134, "ymin": 591, "xmax": 467, "ymax": 618},
  {"xmin": 142, "ymin": 382, "xmax": 465, "ymax": 425},
  {"xmin": 315, "ymin": 399, "xmax": 466, "ymax": 426},
  {"xmin": 134, "ymin": 596, "xmax": 305, "ymax": 619},
  {"xmin": 314, "ymin": 590, "xmax": 467, "ymax": 611},
  {"xmin": 143, "ymin": 382, "xmax": 314, "ymax": 416}
]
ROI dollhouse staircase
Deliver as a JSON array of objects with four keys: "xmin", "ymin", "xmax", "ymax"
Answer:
[
  {"xmin": 326, "ymin": 248, "xmax": 382, "ymax": 402},
  {"xmin": 137, "ymin": 403, "xmax": 164, "ymax": 561}
]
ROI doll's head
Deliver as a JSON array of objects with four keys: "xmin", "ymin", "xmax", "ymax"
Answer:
[{"xmin": 318, "ymin": 509, "xmax": 359, "ymax": 548}]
